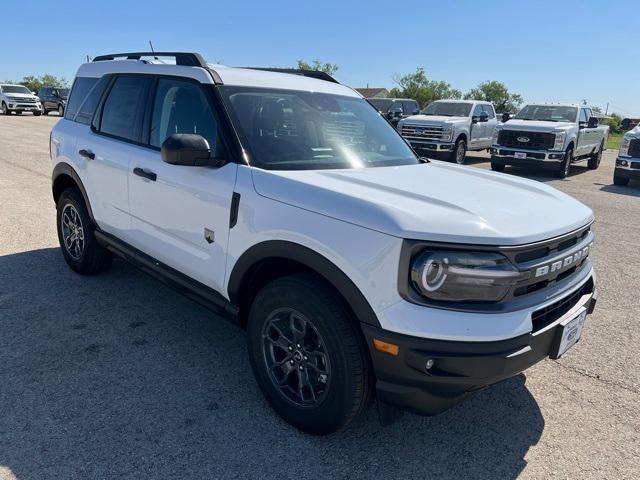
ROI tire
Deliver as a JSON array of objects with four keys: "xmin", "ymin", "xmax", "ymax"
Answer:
[
  {"xmin": 613, "ymin": 174, "xmax": 629, "ymax": 186},
  {"xmin": 450, "ymin": 138, "xmax": 467, "ymax": 164},
  {"xmin": 247, "ymin": 273, "xmax": 373, "ymax": 435},
  {"xmin": 1, "ymin": 102, "xmax": 9, "ymax": 115},
  {"xmin": 33, "ymin": 110, "xmax": 42, "ymax": 116},
  {"xmin": 557, "ymin": 145, "xmax": 574, "ymax": 179},
  {"xmin": 58, "ymin": 104, "xmax": 65, "ymax": 116},
  {"xmin": 15, "ymin": 111, "xmax": 22, "ymax": 115},
  {"xmin": 491, "ymin": 162, "xmax": 505, "ymax": 172},
  {"xmin": 56, "ymin": 188, "xmax": 111, "ymax": 274},
  {"xmin": 42, "ymin": 108, "xmax": 49, "ymax": 115},
  {"xmin": 588, "ymin": 142, "xmax": 604, "ymax": 170}
]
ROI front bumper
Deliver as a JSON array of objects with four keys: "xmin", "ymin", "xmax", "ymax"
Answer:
[
  {"xmin": 8, "ymin": 102, "xmax": 41, "ymax": 111},
  {"xmin": 363, "ymin": 275, "xmax": 596, "ymax": 416},
  {"xmin": 491, "ymin": 146, "xmax": 565, "ymax": 164},
  {"xmin": 408, "ymin": 140, "xmax": 455, "ymax": 153},
  {"xmin": 615, "ymin": 157, "xmax": 640, "ymax": 180}
]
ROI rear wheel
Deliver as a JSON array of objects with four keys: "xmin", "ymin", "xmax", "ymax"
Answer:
[
  {"xmin": 491, "ymin": 162, "xmax": 505, "ymax": 172},
  {"xmin": 557, "ymin": 145, "xmax": 574, "ymax": 178},
  {"xmin": 56, "ymin": 188, "xmax": 111, "ymax": 274},
  {"xmin": 588, "ymin": 142, "xmax": 604, "ymax": 170},
  {"xmin": 247, "ymin": 273, "xmax": 373, "ymax": 435},
  {"xmin": 613, "ymin": 173, "xmax": 629, "ymax": 186},
  {"xmin": 451, "ymin": 138, "xmax": 467, "ymax": 165}
]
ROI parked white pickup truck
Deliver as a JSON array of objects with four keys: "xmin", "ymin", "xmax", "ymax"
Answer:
[
  {"xmin": 614, "ymin": 124, "xmax": 640, "ymax": 186},
  {"xmin": 491, "ymin": 104, "xmax": 609, "ymax": 178},
  {"xmin": 397, "ymin": 100, "xmax": 498, "ymax": 164}
]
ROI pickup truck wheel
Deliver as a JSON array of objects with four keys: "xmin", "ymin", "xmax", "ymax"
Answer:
[
  {"xmin": 613, "ymin": 174, "xmax": 629, "ymax": 186},
  {"xmin": 451, "ymin": 138, "xmax": 467, "ymax": 164},
  {"xmin": 1, "ymin": 103, "xmax": 9, "ymax": 115},
  {"xmin": 56, "ymin": 188, "xmax": 111, "ymax": 274},
  {"xmin": 557, "ymin": 146, "xmax": 574, "ymax": 179},
  {"xmin": 247, "ymin": 273, "xmax": 373, "ymax": 435},
  {"xmin": 491, "ymin": 162, "xmax": 505, "ymax": 172},
  {"xmin": 588, "ymin": 142, "xmax": 604, "ymax": 170}
]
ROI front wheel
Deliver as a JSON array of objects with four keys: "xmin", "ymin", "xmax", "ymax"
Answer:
[
  {"xmin": 613, "ymin": 173, "xmax": 629, "ymax": 186},
  {"xmin": 451, "ymin": 138, "xmax": 467, "ymax": 165},
  {"xmin": 247, "ymin": 273, "xmax": 373, "ymax": 435},
  {"xmin": 557, "ymin": 146, "xmax": 574, "ymax": 178},
  {"xmin": 588, "ymin": 142, "xmax": 604, "ymax": 170},
  {"xmin": 58, "ymin": 104, "xmax": 65, "ymax": 116},
  {"xmin": 1, "ymin": 102, "xmax": 9, "ymax": 115},
  {"xmin": 56, "ymin": 188, "xmax": 111, "ymax": 274},
  {"xmin": 33, "ymin": 110, "xmax": 42, "ymax": 116}
]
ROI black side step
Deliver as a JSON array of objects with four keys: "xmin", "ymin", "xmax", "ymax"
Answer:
[{"xmin": 94, "ymin": 230, "xmax": 239, "ymax": 320}]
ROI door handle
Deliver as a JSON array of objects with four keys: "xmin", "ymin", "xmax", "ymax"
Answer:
[
  {"xmin": 133, "ymin": 167, "xmax": 157, "ymax": 181},
  {"xmin": 78, "ymin": 149, "xmax": 95, "ymax": 160}
]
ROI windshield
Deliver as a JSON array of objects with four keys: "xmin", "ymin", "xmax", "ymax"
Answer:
[
  {"xmin": 421, "ymin": 102, "xmax": 472, "ymax": 117},
  {"xmin": 368, "ymin": 98, "xmax": 393, "ymax": 113},
  {"xmin": 515, "ymin": 105, "xmax": 577, "ymax": 122},
  {"xmin": 57, "ymin": 88, "xmax": 69, "ymax": 98},
  {"xmin": 220, "ymin": 87, "xmax": 420, "ymax": 170},
  {"xmin": 2, "ymin": 85, "xmax": 30, "ymax": 94}
]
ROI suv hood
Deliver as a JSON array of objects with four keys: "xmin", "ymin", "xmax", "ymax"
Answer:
[
  {"xmin": 501, "ymin": 119, "xmax": 573, "ymax": 132},
  {"xmin": 402, "ymin": 114, "xmax": 468, "ymax": 125},
  {"xmin": 6, "ymin": 93, "xmax": 38, "ymax": 99},
  {"xmin": 251, "ymin": 162, "xmax": 593, "ymax": 246}
]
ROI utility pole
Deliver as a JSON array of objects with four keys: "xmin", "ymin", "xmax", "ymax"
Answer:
[{"xmin": 605, "ymin": 102, "xmax": 609, "ymax": 115}]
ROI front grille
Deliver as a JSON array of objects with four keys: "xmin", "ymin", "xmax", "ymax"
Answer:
[
  {"xmin": 531, "ymin": 277, "xmax": 593, "ymax": 333},
  {"xmin": 401, "ymin": 124, "xmax": 450, "ymax": 142},
  {"xmin": 13, "ymin": 97, "xmax": 37, "ymax": 103},
  {"xmin": 498, "ymin": 130, "xmax": 556, "ymax": 150},
  {"xmin": 628, "ymin": 139, "xmax": 640, "ymax": 158}
]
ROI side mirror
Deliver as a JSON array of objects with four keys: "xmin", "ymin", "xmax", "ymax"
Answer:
[
  {"xmin": 31, "ymin": 91, "xmax": 37, "ymax": 96},
  {"xmin": 588, "ymin": 116, "xmax": 599, "ymax": 128},
  {"xmin": 502, "ymin": 112, "xmax": 511, "ymax": 123},
  {"xmin": 472, "ymin": 115, "xmax": 486, "ymax": 123},
  {"xmin": 161, "ymin": 134, "xmax": 225, "ymax": 167},
  {"xmin": 412, "ymin": 108, "xmax": 420, "ymax": 115},
  {"xmin": 479, "ymin": 113, "xmax": 489, "ymax": 123}
]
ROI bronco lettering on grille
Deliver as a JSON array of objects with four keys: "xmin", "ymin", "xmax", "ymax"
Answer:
[{"xmin": 534, "ymin": 242, "xmax": 593, "ymax": 278}]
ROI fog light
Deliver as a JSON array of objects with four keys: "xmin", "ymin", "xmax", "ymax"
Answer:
[
  {"xmin": 620, "ymin": 160, "xmax": 629, "ymax": 167},
  {"xmin": 425, "ymin": 359, "xmax": 434, "ymax": 370}
]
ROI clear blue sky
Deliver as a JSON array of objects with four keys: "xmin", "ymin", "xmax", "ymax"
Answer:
[{"xmin": 1, "ymin": 0, "xmax": 637, "ymax": 116}]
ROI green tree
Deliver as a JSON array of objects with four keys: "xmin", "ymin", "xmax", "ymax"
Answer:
[
  {"xmin": 296, "ymin": 60, "xmax": 339, "ymax": 76},
  {"xmin": 606, "ymin": 113, "xmax": 622, "ymax": 134},
  {"xmin": 464, "ymin": 80, "xmax": 523, "ymax": 113},
  {"xmin": 18, "ymin": 74, "xmax": 69, "ymax": 93},
  {"xmin": 388, "ymin": 68, "xmax": 461, "ymax": 108}
]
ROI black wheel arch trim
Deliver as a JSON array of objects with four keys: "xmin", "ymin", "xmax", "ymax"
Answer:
[
  {"xmin": 52, "ymin": 162, "xmax": 96, "ymax": 224},
  {"xmin": 227, "ymin": 240, "xmax": 381, "ymax": 327}
]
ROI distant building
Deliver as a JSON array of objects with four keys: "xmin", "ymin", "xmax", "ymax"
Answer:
[{"xmin": 355, "ymin": 87, "xmax": 389, "ymax": 99}]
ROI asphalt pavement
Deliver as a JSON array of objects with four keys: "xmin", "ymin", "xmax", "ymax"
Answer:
[{"xmin": 0, "ymin": 114, "xmax": 638, "ymax": 479}]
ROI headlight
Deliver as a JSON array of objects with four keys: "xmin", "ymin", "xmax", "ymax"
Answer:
[
  {"xmin": 410, "ymin": 250, "xmax": 522, "ymax": 302},
  {"xmin": 553, "ymin": 131, "xmax": 566, "ymax": 150},
  {"xmin": 492, "ymin": 128, "xmax": 500, "ymax": 145},
  {"xmin": 619, "ymin": 137, "xmax": 630, "ymax": 157},
  {"xmin": 441, "ymin": 125, "xmax": 454, "ymax": 140}
]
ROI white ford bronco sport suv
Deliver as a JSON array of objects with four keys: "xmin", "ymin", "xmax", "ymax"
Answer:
[
  {"xmin": 614, "ymin": 124, "xmax": 640, "ymax": 186},
  {"xmin": 0, "ymin": 84, "xmax": 43, "ymax": 115},
  {"xmin": 51, "ymin": 52, "xmax": 597, "ymax": 435},
  {"xmin": 491, "ymin": 103, "xmax": 609, "ymax": 178},
  {"xmin": 397, "ymin": 99, "xmax": 498, "ymax": 165}
]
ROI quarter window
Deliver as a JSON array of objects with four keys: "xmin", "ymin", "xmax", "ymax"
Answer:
[
  {"xmin": 65, "ymin": 77, "xmax": 98, "ymax": 121},
  {"xmin": 74, "ymin": 76, "xmax": 110, "ymax": 125},
  {"xmin": 99, "ymin": 76, "xmax": 151, "ymax": 142},
  {"xmin": 150, "ymin": 78, "xmax": 218, "ymax": 150}
]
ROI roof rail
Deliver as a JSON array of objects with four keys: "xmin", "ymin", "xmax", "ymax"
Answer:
[
  {"xmin": 92, "ymin": 52, "xmax": 208, "ymax": 68},
  {"xmin": 241, "ymin": 67, "xmax": 340, "ymax": 84}
]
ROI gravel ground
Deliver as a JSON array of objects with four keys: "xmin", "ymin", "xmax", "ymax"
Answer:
[{"xmin": 0, "ymin": 114, "xmax": 638, "ymax": 479}]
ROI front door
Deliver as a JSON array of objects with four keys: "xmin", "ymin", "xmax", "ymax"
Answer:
[
  {"xmin": 127, "ymin": 77, "xmax": 237, "ymax": 292},
  {"xmin": 470, "ymin": 104, "xmax": 485, "ymax": 147}
]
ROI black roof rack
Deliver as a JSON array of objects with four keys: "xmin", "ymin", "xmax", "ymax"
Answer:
[
  {"xmin": 240, "ymin": 67, "xmax": 340, "ymax": 84},
  {"xmin": 92, "ymin": 52, "xmax": 208, "ymax": 68}
]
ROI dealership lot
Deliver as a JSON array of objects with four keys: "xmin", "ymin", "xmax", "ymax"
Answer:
[{"xmin": 0, "ymin": 115, "xmax": 638, "ymax": 479}]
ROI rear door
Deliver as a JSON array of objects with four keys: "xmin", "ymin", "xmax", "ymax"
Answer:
[
  {"xmin": 78, "ymin": 75, "xmax": 152, "ymax": 239},
  {"xmin": 127, "ymin": 76, "xmax": 237, "ymax": 292}
]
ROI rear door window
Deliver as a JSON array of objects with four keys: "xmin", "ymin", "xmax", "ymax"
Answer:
[{"xmin": 99, "ymin": 76, "xmax": 151, "ymax": 142}]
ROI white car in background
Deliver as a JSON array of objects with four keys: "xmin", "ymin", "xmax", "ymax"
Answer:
[
  {"xmin": 0, "ymin": 84, "xmax": 42, "ymax": 115},
  {"xmin": 614, "ymin": 125, "xmax": 640, "ymax": 186},
  {"xmin": 491, "ymin": 103, "xmax": 609, "ymax": 178},
  {"xmin": 397, "ymin": 100, "xmax": 498, "ymax": 164}
]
